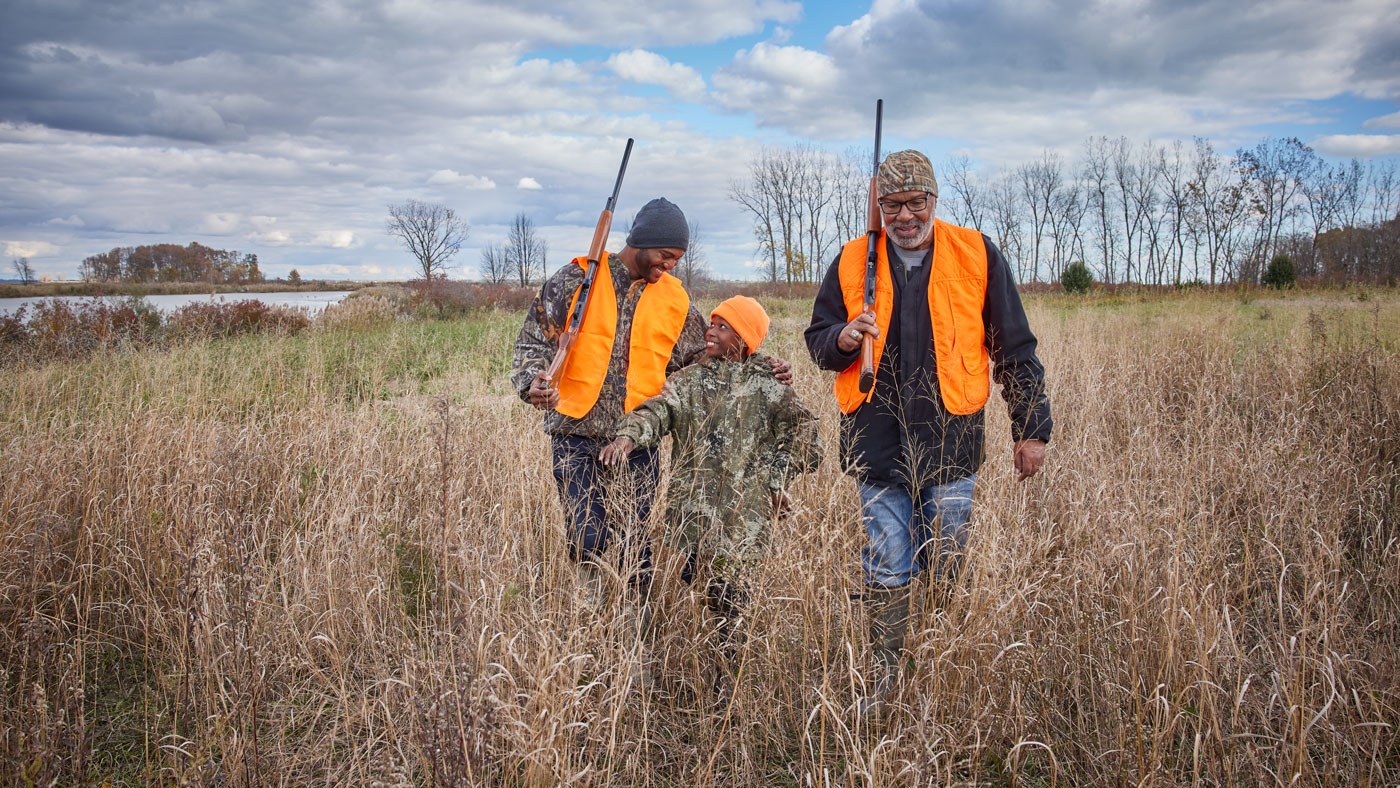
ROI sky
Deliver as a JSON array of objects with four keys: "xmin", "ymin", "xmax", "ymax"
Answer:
[{"xmin": 2, "ymin": 0, "xmax": 1399, "ymax": 282}]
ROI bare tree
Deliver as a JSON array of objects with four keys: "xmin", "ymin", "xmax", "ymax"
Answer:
[
  {"xmin": 1083, "ymin": 136, "xmax": 1118, "ymax": 282},
  {"xmin": 479, "ymin": 243, "xmax": 511, "ymax": 284},
  {"xmin": 12, "ymin": 257, "xmax": 35, "ymax": 284},
  {"xmin": 1236, "ymin": 137, "xmax": 1313, "ymax": 281},
  {"xmin": 505, "ymin": 212, "xmax": 548, "ymax": 288},
  {"xmin": 944, "ymin": 155, "xmax": 986, "ymax": 231},
  {"xmin": 1017, "ymin": 151, "xmax": 1062, "ymax": 282},
  {"xmin": 827, "ymin": 147, "xmax": 871, "ymax": 253},
  {"xmin": 731, "ymin": 144, "xmax": 847, "ymax": 284},
  {"xmin": 988, "ymin": 169, "xmax": 1028, "ymax": 281},
  {"xmin": 675, "ymin": 220, "xmax": 711, "ymax": 292},
  {"xmin": 386, "ymin": 199, "xmax": 468, "ymax": 281}
]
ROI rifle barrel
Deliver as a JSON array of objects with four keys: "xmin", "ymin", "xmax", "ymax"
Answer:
[
  {"xmin": 542, "ymin": 138, "xmax": 635, "ymax": 390},
  {"xmin": 858, "ymin": 100, "xmax": 883, "ymax": 394}
]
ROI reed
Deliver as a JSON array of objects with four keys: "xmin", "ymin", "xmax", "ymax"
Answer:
[{"xmin": 1, "ymin": 291, "xmax": 1396, "ymax": 786}]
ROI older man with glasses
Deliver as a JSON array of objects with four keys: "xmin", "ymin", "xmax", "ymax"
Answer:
[{"xmin": 804, "ymin": 150, "xmax": 1053, "ymax": 715}]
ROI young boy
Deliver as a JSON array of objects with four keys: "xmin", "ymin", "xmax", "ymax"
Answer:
[{"xmin": 599, "ymin": 295, "xmax": 822, "ymax": 692}]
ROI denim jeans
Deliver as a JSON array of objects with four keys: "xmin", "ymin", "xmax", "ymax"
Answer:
[
  {"xmin": 859, "ymin": 474, "xmax": 976, "ymax": 589},
  {"xmin": 551, "ymin": 434, "xmax": 659, "ymax": 587}
]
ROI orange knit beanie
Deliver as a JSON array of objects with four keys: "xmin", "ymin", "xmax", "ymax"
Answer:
[{"xmin": 710, "ymin": 295, "xmax": 770, "ymax": 353}]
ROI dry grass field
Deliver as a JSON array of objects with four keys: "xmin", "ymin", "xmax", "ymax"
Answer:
[{"xmin": 2, "ymin": 288, "xmax": 1397, "ymax": 787}]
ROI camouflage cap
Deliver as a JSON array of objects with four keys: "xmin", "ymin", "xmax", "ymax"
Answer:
[{"xmin": 877, "ymin": 149, "xmax": 938, "ymax": 199}]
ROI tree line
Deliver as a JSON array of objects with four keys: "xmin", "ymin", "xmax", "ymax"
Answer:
[
  {"xmin": 730, "ymin": 136, "xmax": 1400, "ymax": 286},
  {"xmin": 81, "ymin": 243, "xmax": 265, "ymax": 284}
]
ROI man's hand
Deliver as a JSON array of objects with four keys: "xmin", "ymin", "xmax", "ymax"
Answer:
[
  {"xmin": 600, "ymin": 436, "xmax": 634, "ymax": 466},
  {"xmin": 1013, "ymin": 439, "xmax": 1046, "ymax": 481},
  {"xmin": 528, "ymin": 370, "xmax": 560, "ymax": 410},
  {"xmin": 768, "ymin": 356, "xmax": 794, "ymax": 386},
  {"xmin": 837, "ymin": 310, "xmax": 879, "ymax": 353}
]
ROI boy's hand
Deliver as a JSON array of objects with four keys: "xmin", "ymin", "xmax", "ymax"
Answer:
[
  {"xmin": 768, "ymin": 356, "xmax": 793, "ymax": 385},
  {"xmin": 600, "ymin": 436, "xmax": 634, "ymax": 466},
  {"xmin": 528, "ymin": 371, "xmax": 559, "ymax": 410},
  {"xmin": 771, "ymin": 491, "xmax": 791, "ymax": 520}
]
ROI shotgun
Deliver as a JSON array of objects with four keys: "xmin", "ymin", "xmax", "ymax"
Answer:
[
  {"xmin": 858, "ymin": 100, "xmax": 883, "ymax": 394},
  {"xmin": 542, "ymin": 138, "xmax": 634, "ymax": 392}
]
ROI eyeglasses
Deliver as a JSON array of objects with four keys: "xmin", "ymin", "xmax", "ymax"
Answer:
[{"xmin": 879, "ymin": 195, "xmax": 932, "ymax": 215}]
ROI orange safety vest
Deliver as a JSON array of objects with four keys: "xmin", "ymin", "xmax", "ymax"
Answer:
[
  {"xmin": 834, "ymin": 219, "xmax": 990, "ymax": 415},
  {"xmin": 554, "ymin": 253, "xmax": 691, "ymax": 419}
]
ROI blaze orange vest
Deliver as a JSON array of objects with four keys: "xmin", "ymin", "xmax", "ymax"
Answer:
[
  {"xmin": 834, "ymin": 219, "xmax": 990, "ymax": 415},
  {"xmin": 554, "ymin": 254, "xmax": 691, "ymax": 419}
]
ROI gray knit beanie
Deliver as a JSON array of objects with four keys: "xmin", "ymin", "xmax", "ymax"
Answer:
[{"xmin": 626, "ymin": 198, "xmax": 689, "ymax": 250}]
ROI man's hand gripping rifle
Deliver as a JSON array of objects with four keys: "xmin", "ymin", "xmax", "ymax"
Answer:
[{"xmin": 539, "ymin": 139, "xmax": 634, "ymax": 400}]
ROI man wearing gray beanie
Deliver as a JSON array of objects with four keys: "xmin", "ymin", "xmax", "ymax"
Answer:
[{"xmin": 511, "ymin": 196, "xmax": 792, "ymax": 688}]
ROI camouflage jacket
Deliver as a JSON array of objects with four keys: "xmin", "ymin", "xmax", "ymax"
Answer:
[
  {"xmin": 614, "ymin": 352, "xmax": 823, "ymax": 563},
  {"xmin": 511, "ymin": 259, "xmax": 707, "ymax": 438}
]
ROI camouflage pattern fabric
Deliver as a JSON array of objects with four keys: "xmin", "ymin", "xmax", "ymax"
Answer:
[
  {"xmin": 614, "ymin": 352, "xmax": 823, "ymax": 566},
  {"xmin": 877, "ymin": 149, "xmax": 939, "ymax": 199},
  {"xmin": 512, "ymin": 260, "xmax": 707, "ymax": 437}
]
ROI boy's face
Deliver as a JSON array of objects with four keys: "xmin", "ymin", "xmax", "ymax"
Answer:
[{"xmin": 705, "ymin": 315, "xmax": 747, "ymax": 360}]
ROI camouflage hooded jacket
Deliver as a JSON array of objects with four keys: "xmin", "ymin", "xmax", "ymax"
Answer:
[{"xmin": 614, "ymin": 352, "xmax": 823, "ymax": 563}]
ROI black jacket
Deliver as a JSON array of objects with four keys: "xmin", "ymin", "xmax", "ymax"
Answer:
[{"xmin": 804, "ymin": 233, "xmax": 1052, "ymax": 489}]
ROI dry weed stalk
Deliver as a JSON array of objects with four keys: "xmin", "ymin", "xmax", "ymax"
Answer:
[{"xmin": 0, "ymin": 293, "xmax": 1396, "ymax": 786}]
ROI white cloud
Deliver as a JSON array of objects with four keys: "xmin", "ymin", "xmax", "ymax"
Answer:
[
  {"xmin": 251, "ymin": 230, "xmax": 294, "ymax": 245},
  {"xmin": 427, "ymin": 169, "xmax": 496, "ymax": 189},
  {"xmin": 606, "ymin": 50, "xmax": 707, "ymax": 103},
  {"xmin": 1311, "ymin": 134, "xmax": 1400, "ymax": 158},
  {"xmin": 44, "ymin": 215, "xmax": 85, "ymax": 227},
  {"xmin": 314, "ymin": 231, "xmax": 358, "ymax": 249},
  {"xmin": 1363, "ymin": 111, "xmax": 1400, "ymax": 132},
  {"xmin": 517, "ymin": 177, "xmax": 542, "ymax": 190},
  {"xmin": 4, "ymin": 240, "xmax": 61, "ymax": 257},
  {"xmin": 712, "ymin": 43, "xmax": 840, "ymax": 129},
  {"xmin": 200, "ymin": 212, "xmax": 241, "ymax": 233}
]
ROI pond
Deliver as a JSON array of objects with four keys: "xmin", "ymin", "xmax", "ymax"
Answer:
[{"xmin": 0, "ymin": 290, "xmax": 355, "ymax": 318}]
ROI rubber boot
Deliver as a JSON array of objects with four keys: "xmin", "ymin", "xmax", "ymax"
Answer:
[
  {"xmin": 705, "ymin": 576, "xmax": 750, "ymax": 712},
  {"xmin": 620, "ymin": 585, "xmax": 653, "ymax": 692},
  {"xmin": 859, "ymin": 584, "xmax": 910, "ymax": 718},
  {"xmin": 576, "ymin": 560, "xmax": 605, "ymax": 612}
]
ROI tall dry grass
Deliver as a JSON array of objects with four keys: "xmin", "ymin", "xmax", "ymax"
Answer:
[{"xmin": 1, "ymin": 291, "xmax": 1397, "ymax": 786}]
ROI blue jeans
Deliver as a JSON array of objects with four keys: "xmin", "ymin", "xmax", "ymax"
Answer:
[
  {"xmin": 859, "ymin": 475, "xmax": 976, "ymax": 589},
  {"xmin": 551, "ymin": 434, "xmax": 659, "ymax": 587}
]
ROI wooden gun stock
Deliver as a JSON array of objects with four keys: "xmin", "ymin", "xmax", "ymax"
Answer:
[
  {"xmin": 540, "ymin": 139, "xmax": 633, "ymax": 393},
  {"xmin": 543, "ymin": 329, "xmax": 576, "ymax": 387}
]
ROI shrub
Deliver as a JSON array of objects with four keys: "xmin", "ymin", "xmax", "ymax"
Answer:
[
  {"xmin": 166, "ymin": 299, "xmax": 310, "ymax": 340},
  {"xmin": 1263, "ymin": 254, "xmax": 1296, "ymax": 289},
  {"xmin": 1061, "ymin": 260, "xmax": 1093, "ymax": 294},
  {"xmin": 315, "ymin": 295, "xmax": 399, "ymax": 332},
  {"xmin": 408, "ymin": 280, "xmax": 536, "ymax": 318},
  {"xmin": 17, "ymin": 298, "xmax": 159, "ymax": 359}
]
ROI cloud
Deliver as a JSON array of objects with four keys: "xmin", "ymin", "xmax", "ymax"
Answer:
[
  {"xmin": 44, "ymin": 215, "xmax": 85, "ymax": 227},
  {"xmin": 517, "ymin": 177, "xmax": 542, "ymax": 190},
  {"xmin": 715, "ymin": 0, "xmax": 1400, "ymax": 145},
  {"xmin": 1363, "ymin": 111, "xmax": 1400, "ymax": 132},
  {"xmin": 1311, "ymin": 134, "xmax": 1400, "ymax": 158},
  {"xmin": 427, "ymin": 169, "xmax": 496, "ymax": 189},
  {"xmin": 200, "ymin": 212, "xmax": 241, "ymax": 233},
  {"xmin": 314, "ymin": 230, "xmax": 358, "ymax": 249},
  {"xmin": 4, "ymin": 240, "xmax": 61, "ymax": 257},
  {"xmin": 607, "ymin": 50, "xmax": 707, "ymax": 103},
  {"xmin": 712, "ymin": 43, "xmax": 840, "ymax": 129}
]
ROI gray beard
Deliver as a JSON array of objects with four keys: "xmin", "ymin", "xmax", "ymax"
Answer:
[{"xmin": 889, "ymin": 219, "xmax": 932, "ymax": 250}]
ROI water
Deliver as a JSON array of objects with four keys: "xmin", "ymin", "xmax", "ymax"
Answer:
[{"xmin": 0, "ymin": 290, "xmax": 354, "ymax": 318}]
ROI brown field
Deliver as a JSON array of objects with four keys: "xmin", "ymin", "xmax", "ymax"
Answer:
[{"xmin": 2, "ymin": 288, "xmax": 1398, "ymax": 786}]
